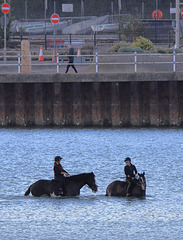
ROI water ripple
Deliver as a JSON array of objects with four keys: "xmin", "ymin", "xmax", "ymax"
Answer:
[{"xmin": 0, "ymin": 128, "xmax": 183, "ymax": 240}]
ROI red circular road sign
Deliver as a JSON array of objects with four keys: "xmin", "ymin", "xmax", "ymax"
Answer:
[
  {"xmin": 152, "ymin": 10, "xmax": 163, "ymax": 20},
  {"xmin": 1, "ymin": 3, "xmax": 10, "ymax": 14},
  {"xmin": 181, "ymin": 8, "xmax": 183, "ymax": 17},
  {"xmin": 51, "ymin": 13, "xmax": 60, "ymax": 24}
]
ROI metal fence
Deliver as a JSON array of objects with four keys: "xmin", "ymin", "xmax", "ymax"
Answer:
[{"xmin": 0, "ymin": 52, "xmax": 182, "ymax": 74}]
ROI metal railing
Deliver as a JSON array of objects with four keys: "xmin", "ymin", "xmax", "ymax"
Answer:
[{"xmin": 0, "ymin": 51, "xmax": 182, "ymax": 74}]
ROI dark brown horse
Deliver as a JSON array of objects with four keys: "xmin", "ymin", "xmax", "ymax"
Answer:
[
  {"xmin": 24, "ymin": 172, "xmax": 98, "ymax": 197},
  {"xmin": 106, "ymin": 172, "xmax": 146, "ymax": 197}
]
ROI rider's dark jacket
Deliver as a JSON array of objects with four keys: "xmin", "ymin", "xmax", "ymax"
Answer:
[
  {"xmin": 68, "ymin": 47, "xmax": 74, "ymax": 63},
  {"xmin": 54, "ymin": 163, "xmax": 68, "ymax": 181},
  {"xmin": 124, "ymin": 164, "xmax": 137, "ymax": 178}
]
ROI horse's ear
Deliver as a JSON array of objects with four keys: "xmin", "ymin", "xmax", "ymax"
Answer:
[
  {"xmin": 143, "ymin": 172, "xmax": 145, "ymax": 175},
  {"xmin": 138, "ymin": 173, "xmax": 140, "ymax": 176}
]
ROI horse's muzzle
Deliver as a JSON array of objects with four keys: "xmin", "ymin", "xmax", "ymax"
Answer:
[{"xmin": 92, "ymin": 185, "xmax": 98, "ymax": 193}]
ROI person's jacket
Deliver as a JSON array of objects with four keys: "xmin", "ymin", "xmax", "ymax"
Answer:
[
  {"xmin": 124, "ymin": 164, "xmax": 137, "ymax": 178},
  {"xmin": 54, "ymin": 163, "xmax": 68, "ymax": 180},
  {"xmin": 68, "ymin": 48, "xmax": 74, "ymax": 63}
]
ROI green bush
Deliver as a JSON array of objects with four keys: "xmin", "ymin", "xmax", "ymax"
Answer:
[
  {"xmin": 109, "ymin": 41, "xmax": 131, "ymax": 52},
  {"xmin": 157, "ymin": 48, "xmax": 183, "ymax": 54},
  {"xmin": 131, "ymin": 36, "xmax": 155, "ymax": 51},
  {"xmin": 118, "ymin": 47, "xmax": 134, "ymax": 53},
  {"xmin": 147, "ymin": 49, "xmax": 158, "ymax": 53},
  {"xmin": 118, "ymin": 46, "xmax": 144, "ymax": 53},
  {"xmin": 174, "ymin": 48, "xmax": 183, "ymax": 53},
  {"xmin": 157, "ymin": 49, "xmax": 168, "ymax": 54},
  {"xmin": 132, "ymin": 47, "xmax": 144, "ymax": 53}
]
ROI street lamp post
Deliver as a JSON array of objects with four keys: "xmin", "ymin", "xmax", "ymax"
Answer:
[
  {"xmin": 111, "ymin": 1, "xmax": 114, "ymax": 22},
  {"xmin": 44, "ymin": 0, "xmax": 47, "ymax": 50},
  {"xmin": 81, "ymin": 0, "xmax": 84, "ymax": 33},
  {"xmin": 25, "ymin": 1, "xmax": 27, "ymax": 20},
  {"xmin": 118, "ymin": 0, "xmax": 121, "ymax": 18},
  {"xmin": 175, "ymin": 0, "xmax": 180, "ymax": 48}
]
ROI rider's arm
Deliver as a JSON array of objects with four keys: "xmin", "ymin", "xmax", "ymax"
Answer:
[
  {"xmin": 61, "ymin": 171, "xmax": 70, "ymax": 175},
  {"xmin": 134, "ymin": 165, "xmax": 137, "ymax": 174},
  {"xmin": 61, "ymin": 168, "xmax": 70, "ymax": 175}
]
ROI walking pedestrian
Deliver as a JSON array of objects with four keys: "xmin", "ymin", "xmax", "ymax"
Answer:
[{"xmin": 65, "ymin": 44, "xmax": 78, "ymax": 73}]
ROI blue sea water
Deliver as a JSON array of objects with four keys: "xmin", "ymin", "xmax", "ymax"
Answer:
[{"xmin": 0, "ymin": 128, "xmax": 182, "ymax": 240}]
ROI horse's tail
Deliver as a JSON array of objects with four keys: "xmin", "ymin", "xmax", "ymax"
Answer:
[{"xmin": 24, "ymin": 185, "xmax": 32, "ymax": 196}]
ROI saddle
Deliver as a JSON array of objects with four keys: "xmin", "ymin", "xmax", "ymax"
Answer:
[{"xmin": 52, "ymin": 179, "xmax": 64, "ymax": 195}]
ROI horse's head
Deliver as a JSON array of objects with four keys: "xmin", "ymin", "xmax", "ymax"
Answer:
[
  {"xmin": 86, "ymin": 172, "xmax": 98, "ymax": 193},
  {"xmin": 138, "ymin": 172, "xmax": 146, "ymax": 193}
]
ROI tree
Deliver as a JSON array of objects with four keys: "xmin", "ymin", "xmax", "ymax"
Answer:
[{"xmin": 119, "ymin": 16, "xmax": 145, "ymax": 42}]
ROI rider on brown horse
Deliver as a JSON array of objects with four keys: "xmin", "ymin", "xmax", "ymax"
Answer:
[
  {"xmin": 124, "ymin": 157, "xmax": 138, "ymax": 197},
  {"xmin": 53, "ymin": 156, "xmax": 70, "ymax": 194}
]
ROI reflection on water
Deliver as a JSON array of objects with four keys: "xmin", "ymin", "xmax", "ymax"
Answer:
[{"xmin": 0, "ymin": 128, "xmax": 182, "ymax": 240}]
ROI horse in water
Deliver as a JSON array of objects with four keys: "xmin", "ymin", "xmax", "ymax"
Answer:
[
  {"xmin": 24, "ymin": 172, "xmax": 97, "ymax": 197},
  {"xmin": 106, "ymin": 172, "xmax": 146, "ymax": 197}
]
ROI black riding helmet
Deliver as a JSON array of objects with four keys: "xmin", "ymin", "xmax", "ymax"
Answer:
[
  {"xmin": 124, "ymin": 157, "xmax": 131, "ymax": 162},
  {"xmin": 55, "ymin": 156, "xmax": 62, "ymax": 162}
]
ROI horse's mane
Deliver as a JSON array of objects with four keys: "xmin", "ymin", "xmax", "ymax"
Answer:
[{"xmin": 68, "ymin": 172, "xmax": 94, "ymax": 181}]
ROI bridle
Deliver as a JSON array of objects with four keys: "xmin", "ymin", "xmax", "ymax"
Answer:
[
  {"xmin": 87, "ymin": 177, "xmax": 98, "ymax": 192},
  {"xmin": 138, "ymin": 176, "xmax": 146, "ymax": 191},
  {"xmin": 132, "ymin": 176, "xmax": 146, "ymax": 190}
]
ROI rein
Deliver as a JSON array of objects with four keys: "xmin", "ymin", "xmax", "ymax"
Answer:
[{"xmin": 132, "ymin": 178, "xmax": 144, "ymax": 188}]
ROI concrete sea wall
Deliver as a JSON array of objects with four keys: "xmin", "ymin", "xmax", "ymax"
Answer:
[{"xmin": 0, "ymin": 73, "xmax": 183, "ymax": 127}]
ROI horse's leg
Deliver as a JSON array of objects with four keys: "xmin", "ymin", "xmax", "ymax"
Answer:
[
  {"xmin": 116, "ymin": 183, "xmax": 127, "ymax": 197},
  {"xmin": 106, "ymin": 188, "xmax": 112, "ymax": 196},
  {"xmin": 131, "ymin": 186, "xmax": 144, "ymax": 197}
]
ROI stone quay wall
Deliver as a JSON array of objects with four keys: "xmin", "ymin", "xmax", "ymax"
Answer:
[{"xmin": 0, "ymin": 72, "xmax": 183, "ymax": 127}]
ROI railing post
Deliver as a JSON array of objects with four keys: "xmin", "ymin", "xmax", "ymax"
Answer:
[
  {"xmin": 134, "ymin": 51, "xmax": 137, "ymax": 72},
  {"xmin": 96, "ymin": 52, "xmax": 98, "ymax": 73},
  {"xmin": 18, "ymin": 53, "xmax": 21, "ymax": 73},
  {"xmin": 57, "ymin": 52, "xmax": 59, "ymax": 73},
  {"xmin": 173, "ymin": 51, "xmax": 176, "ymax": 72}
]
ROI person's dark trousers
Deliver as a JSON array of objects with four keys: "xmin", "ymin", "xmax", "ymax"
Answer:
[
  {"xmin": 65, "ymin": 63, "xmax": 78, "ymax": 73},
  {"xmin": 126, "ymin": 178, "xmax": 133, "ymax": 195},
  {"xmin": 54, "ymin": 176, "xmax": 65, "ymax": 195}
]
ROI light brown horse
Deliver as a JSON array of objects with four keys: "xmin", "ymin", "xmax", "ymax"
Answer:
[{"xmin": 106, "ymin": 172, "xmax": 146, "ymax": 197}]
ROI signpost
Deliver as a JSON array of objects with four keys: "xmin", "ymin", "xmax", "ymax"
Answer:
[
  {"xmin": 175, "ymin": 0, "xmax": 180, "ymax": 48},
  {"xmin": 181, "ymin": 8, "xmax": 183, "ymax": 17},
  {"xmin": 51, "ymin": 13, "xmax": 60, "ymax": 61},
  {"xmin": 44, "ymin": 0, "xmax": 47, "ymax": 50},
  {"xmin": 51, "ymin": 13, "xmax": 60, "ymax": 24},
  {"xmin": 62, "ymin": 4, "xmax": 73, "ymax": 12},
  {"xmin": 1, "ymin": 3, "xmax": 10, "ymax": 62},
  {"xmin": 1, "ymin": 3, "xmax": 10, "ymax": 14}
]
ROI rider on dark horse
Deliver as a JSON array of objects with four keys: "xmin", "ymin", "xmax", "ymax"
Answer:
[
  {"xmin": 53, "ymin": 156, "xmax": 70, "ymax": 194},
  {"xmin": 124, "ymin": 157, "xmax": 138, "ymax": 197}
]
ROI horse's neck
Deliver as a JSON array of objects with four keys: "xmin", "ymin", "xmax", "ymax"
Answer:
[{"xmin": 68, "ymin": 176, "xmax": 87, "ymax": 189}]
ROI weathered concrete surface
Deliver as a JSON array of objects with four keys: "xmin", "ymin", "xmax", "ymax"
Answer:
[
  {"xmin": 0, "ymin": 73, "xmax": 183, "ymax": 127},
  {"xmin": 0, "ymin": 72, "xmax": 183, "ymax": 83}
]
